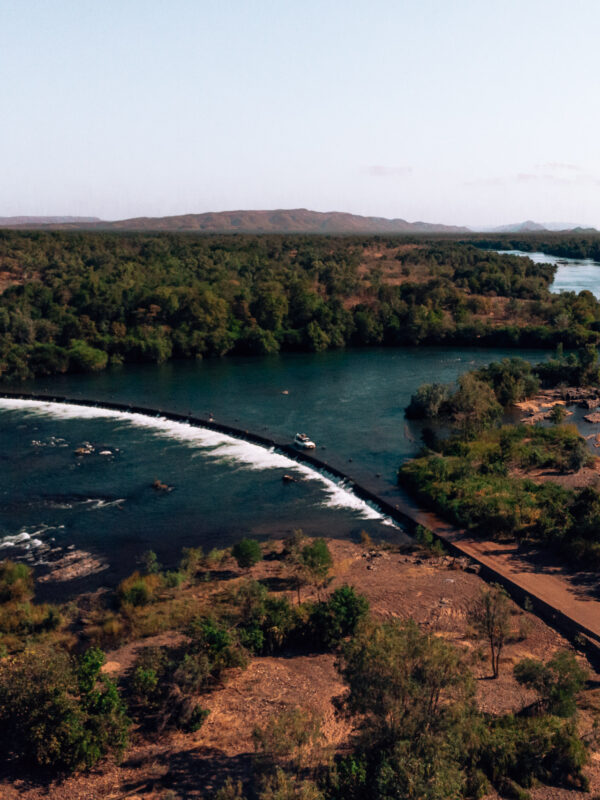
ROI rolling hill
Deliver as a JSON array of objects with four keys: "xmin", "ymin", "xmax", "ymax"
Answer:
[{"xmin": 0, "ymin": 208, "xmax": 468, "ymax": 234}]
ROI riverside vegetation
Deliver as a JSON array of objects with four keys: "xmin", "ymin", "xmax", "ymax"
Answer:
[
  {"xmin": 401, "ymin": 348, "xmax": 600, "ymax": 566},
  {"xmin": 2, "ymin": 230, "xmax": 600, "ymax": 380},
  {"xmin": 0, "ymin": 533, "xmax": 595, "ymax": 800}
]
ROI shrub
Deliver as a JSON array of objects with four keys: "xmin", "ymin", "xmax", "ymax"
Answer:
[
  {"xmin": 405, "ymin": 383, "xmax": 451, "ymax": 419},
  {"xmin": 117, "ymin": 571, "xmax": 162, "ymax": 607},
  {"xmin": 549, "ymin": 404, "xmax": 567, "ymax": 425},
  {"xmin": 481, "ymin": 714, "xmax": 588, "ymax": 792},
  {"xmin": 185, "ymin": 704, "xmax": 210, "ymax": 733},
  {"xmin": 186, "ymin": 616, "xmax": 248, "ymax": 679},
  {"xmin": 359, "ymin": 530, "xmax": 374, "ymax": 547},
  {"xmin": 206, "ymin": 547, "xmax": 228, "ymax": 566},
  {"xmin": 141, "ymin": 549, "xmax": 161, "ymax": 574},
  {"xmin": 514, "ymin": 650, "xmax": 588, "ymax": 716},
  {"xmin": 415, "ymin": 525, "xmax": 445, "ymax": 557},
  {"xmin": 234, "ymin": 580, "xmax": 299, "ymax": 654},
  {"xmin": 0, "ymin": 600, "xmax": 62, "ymax": 637},
  {"xmin": 214, "ymin": 778, "xmax": 246, "ymax": 800},
  {"xmin": 232, "ymin": 538, "xmax": 263, "ymax": 569},
  {"xmin": 257, "ymin": 768, "xmax": 323, "ymax": 800},
  {"xmin": 68, "ymin": 340, "xmax": 109, "ymax": 372},
  {"xmin": 180, "ymin": 546, "xmax": 204, "ymax": 576},
  {"xmin": 253, "ymin": 707, "xmax": 322, "ymax": 762},
  {"xmin": 127, "ymin": 627, "xmax": 241, "ymax": 734},
  {"xmin": 163, "ymin": 570, "xmax": 184, "ymax": 588},
  {"xmin": 283, "ymin": 529, "xmax": 306, "ymax": 557},
  {"xmin": 0, "ymin": 647, "xmax": 130, "ymax": 772},
  {"xmin": 309, "ymin": 585, "xmax": 369, "ymax": 648},
  {"xmin": 299, "ymin": 538, "xmax": 332, "ymax": 595},
  {"xmin": 0, "ymin": 560, "xmax": 33, "ymax": 602},
  {"xmin": 131, "ymin": 665, "xmax": 160, "ymax": 706},
  {"xmin": 332, "ymin": 616, "xmax": 589, "ymax": 800}
]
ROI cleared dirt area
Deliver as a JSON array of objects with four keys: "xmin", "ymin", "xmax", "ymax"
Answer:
[{"xmin": 3, "ymin": 537, "xmax": 599, "ymax": 800}]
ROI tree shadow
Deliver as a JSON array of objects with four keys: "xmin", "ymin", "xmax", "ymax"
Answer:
[
  {"xmin": 259, "ymin": 575, "xmax": 297, "ymax": 592},
  {"xmin": 120, "ymin": 746, "xmax": 254, "ymax": 798}
]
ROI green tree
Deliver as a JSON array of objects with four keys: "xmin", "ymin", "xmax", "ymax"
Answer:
[
  {"xmin": 310, "ymin": 584, "xmax": 369, "ymax": 647},
  {"xmin": 284, "ymin": 530, "xmax": 310, "ymax": 603},
  {"xmin": 338, "ymin": 618, "xmax": 472, "ymax": 740},
  {"xmin": 405, "ymin": 383, "xmax": 451, "ymax": 419},
  {"xmin": 232, "ymin": 538, "xmax": 263, "ymax": 569},
  {"xmin": 451, "ymin": 373, "xmax": 502, "ymax": 435},
  {"xmin": 336, "ymin": 619, "xmax": 480, "ymax": 800}
]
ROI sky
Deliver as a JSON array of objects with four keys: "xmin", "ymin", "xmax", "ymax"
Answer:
[{"xmin": 1, "ymin": 0, "xmax": 600, "ymax": 227}]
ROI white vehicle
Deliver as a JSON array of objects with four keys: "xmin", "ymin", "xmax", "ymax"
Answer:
[{"xmin": 294, "ymin": 432, "xmax": 316, "ymax": 449}]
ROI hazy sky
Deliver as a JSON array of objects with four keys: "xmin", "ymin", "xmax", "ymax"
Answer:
[{"xmin": 2, "ymin": 0, "xmax": 600, "ymax": 226}]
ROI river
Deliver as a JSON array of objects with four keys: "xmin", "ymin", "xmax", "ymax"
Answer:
[
  {"xmin": 0, "ymin": 346, "xmax": 555, "ymax": 590},
  {"xmin": 497, "ymin": 249, "xmax": 600, "ymax": 298}
]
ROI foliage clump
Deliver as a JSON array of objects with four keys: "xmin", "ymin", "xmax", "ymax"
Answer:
[
  {"xmin": 514, "ymin": 649, "xmax": 588, "ymax": 716},
  {"xmin": 232, "ymin": 538, "xmax": 263, "ymax": 569},
  {"xmin": 328, "ymin": 618, "xmax": 588, "ymax": 800},
  {"xmin": 400, "ymin": 423, "xmax": 599, "ymax": 565},
  {"xmin": 0, "ymin": 560, "xmax": 33, "ymax": 602},
  {"xmin": 128, "ymin": 615, "xmax": 247, "ymax": 733},
  {"xmin": 0, "ymin": 647, "xmax": 130, "ymax": 771}
]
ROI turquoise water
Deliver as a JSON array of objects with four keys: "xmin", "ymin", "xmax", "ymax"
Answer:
[
  {"xmin": 0, "ymin": 347, "xmax": 551, "ymax": 592},
  {"xmin": 498, "ymin": 249, "xmax": 600, "ymax": 298}
]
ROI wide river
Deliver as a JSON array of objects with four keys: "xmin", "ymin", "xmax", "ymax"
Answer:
[{"xmin": 0, "ymin": 346, "xmax": 554, "ymax": 590}]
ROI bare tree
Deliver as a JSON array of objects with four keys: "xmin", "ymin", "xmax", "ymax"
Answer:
[{"xmin": 469, "ymin": 584, "xmax": 511, "ymax": 678}]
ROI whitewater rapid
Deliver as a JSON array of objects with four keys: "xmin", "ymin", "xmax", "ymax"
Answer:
[{"xmin": 0, "ymin": 396, "xmax": 398, "ymax": 529}]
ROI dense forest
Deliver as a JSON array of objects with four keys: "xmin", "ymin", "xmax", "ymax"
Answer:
[
  {"xmin": 1, "ymin": 230, "xmax": 600, "ymax": 380},
  {"xmin": 471, "ymin": 233, "xmax": 600, "ymax": 261}
]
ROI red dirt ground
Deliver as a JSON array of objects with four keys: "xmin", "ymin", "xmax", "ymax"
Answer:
[{"xmin": 2, "ymin": 538, "xmax": 599, "ymax": 799}]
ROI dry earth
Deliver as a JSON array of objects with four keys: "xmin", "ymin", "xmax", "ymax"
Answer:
[{"xmin": 2, "ymin": 538, "xmax": 599, "ymax": 800}]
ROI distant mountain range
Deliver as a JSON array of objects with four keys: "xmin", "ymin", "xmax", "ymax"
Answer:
[
  {"xmin": 0, "ymin": 211, "xmax": 596, "ymax": 235},
  {"xmin": 0, "ymin": 216, "xmax": 101, "ymax": 226},
  {"xmin": 475, "ymin": 220, "xmax": 598, "ymax": 233},
  {"xmin": 0, "ymin": 209, "xmax": 468, "ymax": 234}
]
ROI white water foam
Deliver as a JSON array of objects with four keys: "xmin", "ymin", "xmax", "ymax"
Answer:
[
  {"xmin": 0, "ymin": 524, "xmax": 56, "ymax": 550},
  {"xmin": 45, "ymin": 497, "xmax": 125, "ymax": 510},
  {"xmin": 0, "ymin": 397, "xmax": 399, "ymax": 526}
]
